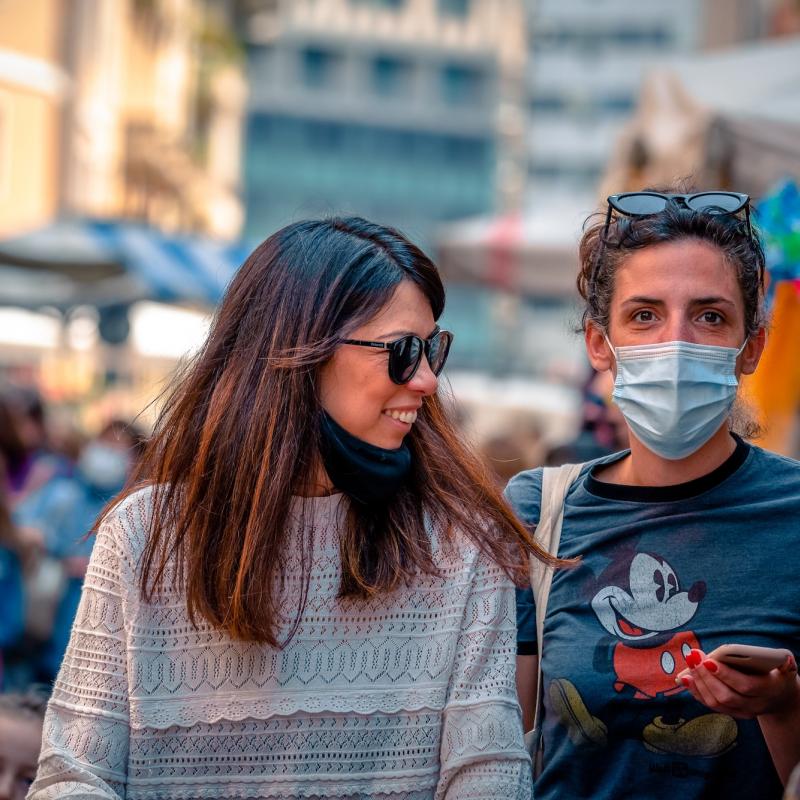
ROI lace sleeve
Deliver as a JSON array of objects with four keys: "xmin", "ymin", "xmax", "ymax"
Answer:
[
  {"xmin": 28, "ymin": 515, "xmax": 131, "ymax": 799},
  {"xmin": 434, "ymin": 549, "xmax": 532, "ymax": 800}
]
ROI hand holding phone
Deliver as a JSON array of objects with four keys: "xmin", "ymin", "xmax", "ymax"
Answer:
[{"xmin": 705, "ymin": 644, "xmax": 793, "ymax": 675}]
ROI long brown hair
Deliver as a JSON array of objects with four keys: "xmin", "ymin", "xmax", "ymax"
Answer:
[{"xmin": 119, "ymin": 217, "xmax": 556, "ymax": 646}]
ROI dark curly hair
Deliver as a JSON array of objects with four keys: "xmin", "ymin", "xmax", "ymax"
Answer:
[{"xmin": 577, "ymin": 190, "xmax": 767, "ymax": 336}]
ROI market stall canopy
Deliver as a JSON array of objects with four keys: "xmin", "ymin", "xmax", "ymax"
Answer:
[
  {"xmin": 0, "ymin": 218, "xmax": 253, "ymax": 309},
  {"xmin": 435, "ymin": 201, "xmax": 591, "ymax": 299},
  {"xmin": 600, "ymin": 36, "xmax": 800, "ymax": 198}
]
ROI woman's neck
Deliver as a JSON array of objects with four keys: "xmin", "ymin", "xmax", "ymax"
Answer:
[
  {"xmin": 595, "ymin": 425, "xmax": 738, "ymax": 487},
  {"xmin": 295, "ymin": 461, "xmax": 337, "ymax": 498}
]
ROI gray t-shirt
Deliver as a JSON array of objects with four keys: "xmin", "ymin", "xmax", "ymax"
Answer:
[{"xmin": 507, "ymin": 437, "xmax": 800, "ymax": 800}]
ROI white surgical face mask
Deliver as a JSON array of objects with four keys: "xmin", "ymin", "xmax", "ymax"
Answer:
[
  {"xmin": 78, "ymin": 442, "xmax": 131, "ymax": 491},
  {"xmin": 606, "ymin": 337, "xmax": 747, "ymax": 460}
]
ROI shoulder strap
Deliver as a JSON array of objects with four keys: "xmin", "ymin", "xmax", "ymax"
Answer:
[{"xmin": 529, "ymin": 461, "xmax": 586, "ymax": 733}]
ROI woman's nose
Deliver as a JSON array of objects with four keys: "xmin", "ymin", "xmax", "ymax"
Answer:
[
  {"xmin": 663, "ymin": 317, "xmax": 694, "ymax": 344},
  {"xmin": 407, "ymin": 354, "xmax": 438, "ymax": 395}
]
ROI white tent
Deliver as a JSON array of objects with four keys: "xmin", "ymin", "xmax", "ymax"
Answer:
[{"xmin": 435, "ymin": 200, "xmax": 593, "ymax": 298}]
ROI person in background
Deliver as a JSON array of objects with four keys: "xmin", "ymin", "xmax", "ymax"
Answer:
[
  {"xmin": 0, "ymin": 687, "xmax": 47, "ymax": 800},
  {"xmin": 0, "ymin": 399, "xmax": 34, "ymax": 689},
  {"xmin": 14, "ymin": 421, "xmax": 145, "ymax": 680},
  {"xmin": 0, "ymin": 486, "xmax": 24, "ymax": 690},
  {"xmin": 0, "ymin": 387, "xmax": 67, "ymax": 509},
  {"xmin": 545, "ymin": 370, "xmax": 629, "ymax": 466},
  {"xmin": 511, "ymin": 188, "xmax": 800, "ymax": 799},
  {"xmin": 480, "ymin": 433, "xmax": 529, "ymax": 487}
]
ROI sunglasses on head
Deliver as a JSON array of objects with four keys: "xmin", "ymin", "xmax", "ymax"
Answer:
[
  {"xmin": 599, "ymin": 190, "xmax": 761, "ymax": 282},
  {"xmin": 608, "ymin": 190, "xmax": 750, "ymax": 216},
  {"xmin": 604, "ymin": 190, "xmax": 753, "ymax": 239},
  {"xmin": 341, "ymin": 328, "xmax": 453, "ymax": 385}
]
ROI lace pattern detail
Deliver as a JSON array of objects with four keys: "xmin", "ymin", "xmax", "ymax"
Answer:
[{"xmin": 29, "ymin": 487, "xmax": 532, "ymax": 799}]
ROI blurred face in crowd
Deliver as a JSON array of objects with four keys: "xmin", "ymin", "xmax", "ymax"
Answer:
[
  {"xmin": 319, "ymin": 280, "xmax": 439, "ymax": 450},
  {"xmin": 77, "ymin": 428, "xmax": 136, "ymax": 491},
  {"xmin": 0, "ymin": 711, "xmax": 42, "ymax": 800},
  {"xmin": 587, "ymin": 239, "xmax": 764, "ymax": 377}
]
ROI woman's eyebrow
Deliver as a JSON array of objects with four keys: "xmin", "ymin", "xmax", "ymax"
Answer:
[
  {"xmin": 620, "ymin": 296, "xmax": 665, "ymax": 307},
  {"xmin": 377, "ymin": 325, "xmax": 439, "ymax": 340},
  {"xmin": 620, "ymin": 296, "xmax": 737, "ymax": 308},
  {"xmin": 688, "ymin": 297, "xmax": 737, "ymax": 307}
]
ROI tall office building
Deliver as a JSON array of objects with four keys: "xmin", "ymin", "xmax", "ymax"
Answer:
[
  {"xmin": 523, "ymin": 0, "xmax": 775, "ymax": 204},
  {"xmin": 525, "ymin": 0, "xmax": 707, "ymax": 202},
  {"xmin": 238, "ymin": 0, "xmax": 525, "ymax": 245}
]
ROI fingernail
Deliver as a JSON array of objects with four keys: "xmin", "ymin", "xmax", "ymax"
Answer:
[
  {"xmin": 685, "ymin": 650, "xmax": 702, "ymax": 669},
  {"xmin": 681, "ymin": 676, "xmax": 692, "ymax": 687},
  {"xmin": 703, "ymin": 660, "xmax": 718, "ymax": 674}
]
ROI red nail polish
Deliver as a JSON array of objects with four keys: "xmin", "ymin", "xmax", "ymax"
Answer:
[
  {"xmin": 703, "ymin": 660, "xmax": 719, "ymax": 674},
  {"xmin": 681, "ymin": 676, "xmax": 691, "ymax": 687},
  {"xmin": 686, "ymin": 650, "xmax": 702, "ymax": 669}
]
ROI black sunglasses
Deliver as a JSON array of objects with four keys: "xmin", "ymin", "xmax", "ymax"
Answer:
[
  {"xmin": 341, "ymin": 328, "xmax": 453, "ymax": 385},
  {"xmin": 604, "ymin": 190, "xmax": 753, "ymax": 239},
  {"xmin": 599, "ymin": 190, "xmax": 761, "ymax": 283}
]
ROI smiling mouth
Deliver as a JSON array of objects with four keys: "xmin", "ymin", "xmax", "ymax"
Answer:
[
  {"xmin": 611, "ymin": 601, "xmax": 651, "ymax": 637},
  {"xmin": 383, "ymin": 409, "xmax": 417, "ymax": 424}
]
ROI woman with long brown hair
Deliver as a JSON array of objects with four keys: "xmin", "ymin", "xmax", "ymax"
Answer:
[{"xmin": 30, "ymin": 217, "xmax": 548, "ymax": 799}]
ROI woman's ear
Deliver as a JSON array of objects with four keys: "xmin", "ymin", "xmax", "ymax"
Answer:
[
  {"xmin": 739, "ymin": 326, "xmax": 767, "ymax": 376},
  {"xmin": 585, "ymin": 322, "xmax": 614, "ymax": 373}
]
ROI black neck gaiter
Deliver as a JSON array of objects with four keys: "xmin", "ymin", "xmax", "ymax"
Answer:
[{"xmin": 318, "ymin": 411, "xmax": 412, "ymax": 505}]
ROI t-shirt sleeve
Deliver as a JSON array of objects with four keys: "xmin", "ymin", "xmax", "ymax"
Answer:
[
  {"xmin": 504, "ymin": 468, "xmax": 544, "ymax": 656},
  {"xmin": 515, "ymin": 586, "xmax": 537, "ymax": 655}
]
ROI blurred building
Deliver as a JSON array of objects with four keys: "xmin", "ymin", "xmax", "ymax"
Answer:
[
  {"xmin": 0, "ymin": 0, "xmax": 246, "ymax": 239},
  {"xmin": 0, "ymin": 0, "xmax": 68, "ymax": 238},
  {"xmin": 0, "ymin": 0, "xmax": 249, "ymax": 425},
  {"xmin": 237, "ymin": 0, "xmax": 526, "ymax": 245},
  {"xmin": 523, "ymin": 0, "xmax": 780, "ymax": 204}
]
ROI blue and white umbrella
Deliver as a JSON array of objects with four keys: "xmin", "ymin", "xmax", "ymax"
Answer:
[{"xmin": 0, "ymin": 218, "xmax": 254, "ymax": 308}]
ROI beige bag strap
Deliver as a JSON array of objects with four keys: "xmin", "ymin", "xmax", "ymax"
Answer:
[{"xmin": 529, "ymin": 462, "xmax": 586, "ymax": 736}]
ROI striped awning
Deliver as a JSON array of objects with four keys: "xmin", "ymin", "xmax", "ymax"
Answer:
[{"xmin": 0, "ymin": 218, "xmax": 254, "ymax": 308}]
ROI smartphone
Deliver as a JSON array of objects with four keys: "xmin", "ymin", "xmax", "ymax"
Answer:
[{"xmin": 706, "ymin": 644, "xmax": 793, "ymax": 674}]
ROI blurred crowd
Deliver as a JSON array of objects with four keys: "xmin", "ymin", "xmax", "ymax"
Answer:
[
  {"xmin": 478, "ymin": 369, "xmax": 630, "ymax": 486},
  {"xmin": 0, "ymin": 371, "xmax": 626, "ymax": 798},
  {"xmin": 0, "ymin": 384, "xmax": 144, "ymax": 692},
  {"xmin": 0, "ymin": 368, "xmax": 627, "ymax": 689}
]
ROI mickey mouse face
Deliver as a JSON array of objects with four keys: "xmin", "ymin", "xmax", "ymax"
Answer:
[{"xmin": 591, "ymin": 553, "xmax": 706, "ymax": 641}]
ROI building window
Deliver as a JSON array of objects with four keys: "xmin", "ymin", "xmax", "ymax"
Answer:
[
  {"xmin": 439, "ymin": 0, "xmax": 470, "ymax": 15},
  {"xmin": 534, "ymin": 26, "xmax": 672, "ymax": 51},
  {"xmin": 301, "ymin": 47, "xmax": 340, "ymax": 88},
  {"xmin": 353, "ymin": 0, "xmax": 405, "ymax": 8},
  {"xmin": 530, "ymin": 94, "xmax": 566, "ymax": 113},
  {"xmin": 596, "ymin": 94, "xmax": 635, "ymax": 114},
  {"xmin": 529, "ymin": 162, "xmax": 602, "ymax": 184},
  {"xmin": 441, "ymin": 63, "xmax": 484, "ymax": 105},
  {"xmin": 614, "ymin": 27, "xmax": 671, "ymax": 47},
  {"xmin": 370, "ymin": 55, "xmax": 410, "ymax": 96}
]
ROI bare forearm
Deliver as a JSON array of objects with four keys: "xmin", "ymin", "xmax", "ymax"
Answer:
[
  {"xmin": 516, "ymin": 655, "xmax": 538, "ymax": 733},
  {"xmin": 759, "ymin": 678, "xmax": 800, "ymax": 785}
]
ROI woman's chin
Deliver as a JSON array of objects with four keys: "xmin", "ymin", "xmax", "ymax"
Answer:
[{"xmin": 375, "ymin": 415, "xmax": 413, "ymax": 448}]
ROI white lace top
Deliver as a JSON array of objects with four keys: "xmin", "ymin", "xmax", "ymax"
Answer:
[{"xmin": 29, "ymin": 487, "xmax": 531, "ymax": 799}]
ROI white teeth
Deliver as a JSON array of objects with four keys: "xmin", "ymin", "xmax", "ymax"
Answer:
[{"xmin": 384, "ymin": 409, "xmax": 417, "ymax": 424}]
